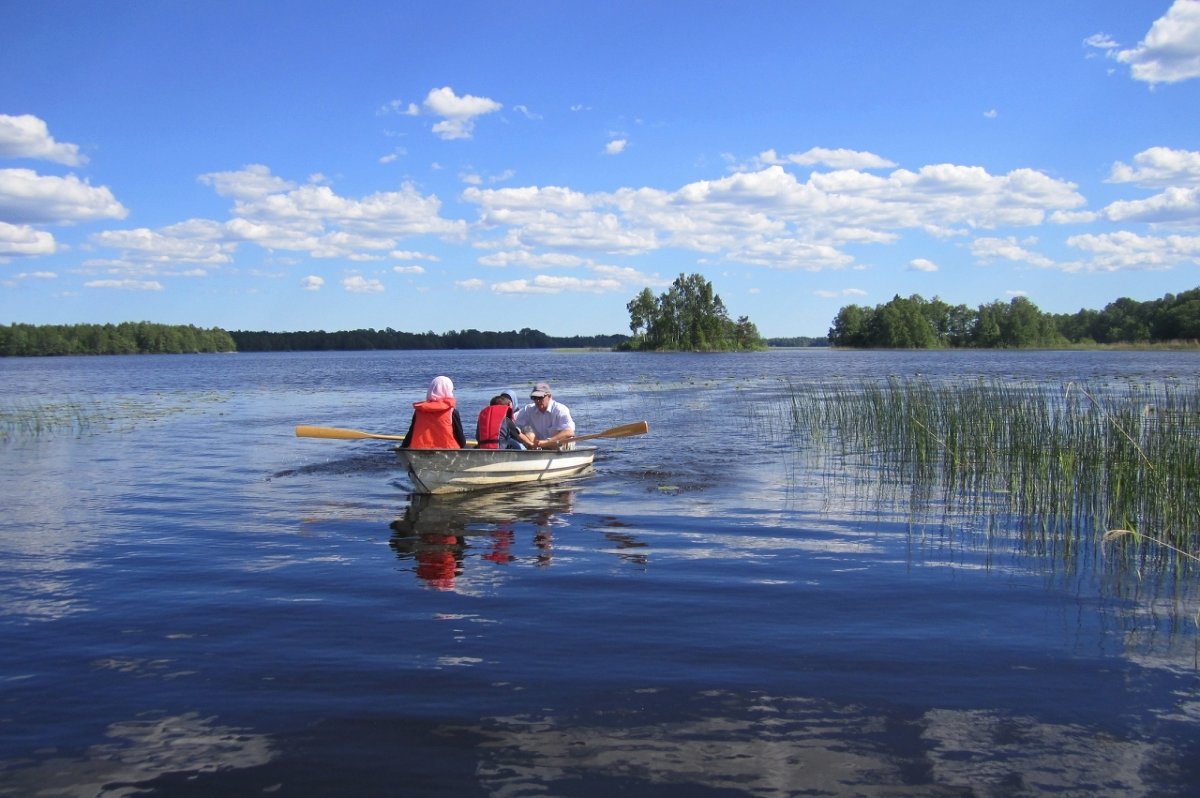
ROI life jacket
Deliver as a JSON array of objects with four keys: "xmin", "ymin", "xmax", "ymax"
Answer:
[
  {"xmin": 408, "ymin": 398, "xmax": 459, "ymax": 449},
  {"xmin": 476, "ymin": 404, "xmax": 510, "ymax": 449}
]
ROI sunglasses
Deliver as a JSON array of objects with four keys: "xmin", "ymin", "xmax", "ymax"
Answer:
[{"xmin": 530, "ymin": 394, "xmax": 548, "ymax": 401}]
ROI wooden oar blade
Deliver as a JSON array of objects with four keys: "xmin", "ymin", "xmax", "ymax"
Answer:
[
  {"xmin": 603, "ymin": 420, "xmax": 649, "ymax": 438},
  {"xmin": 295, "ymin": 425, "xmax": 406, "ymax": 441},
  {"xmin": 565, "ymin": 420, "xmax": 649, "ymax": 443}
]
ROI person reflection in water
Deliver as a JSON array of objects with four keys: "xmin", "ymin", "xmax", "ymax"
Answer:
[{"xmin": 388, "ymin": 504, "xmax": 465, "ymax": 591}]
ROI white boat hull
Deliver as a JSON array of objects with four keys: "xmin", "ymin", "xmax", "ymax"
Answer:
[{"xmin": 395, "ymin": 446, "xmax": 597, "ymax": 494}]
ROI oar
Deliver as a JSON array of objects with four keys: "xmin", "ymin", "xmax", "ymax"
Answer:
[
  {"xmin": 295, "ymin": 425, "xmax": 480, "ymax": 447},
  {"xmin": 562, "ymin": 420, "xmax": 649, "ymax": 444},
  {"xmin": 295, "ymin": 425, "xmax": 408, "ymax": 442}
]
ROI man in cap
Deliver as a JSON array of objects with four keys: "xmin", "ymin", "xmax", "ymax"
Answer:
[{"xmin": 513, "ymin": 382, "xmax": 576, "ymax": 449}]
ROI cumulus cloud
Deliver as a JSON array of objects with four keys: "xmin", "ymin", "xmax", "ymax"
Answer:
[
  {"xmin": 421, "ymin": 86, "xmax": 503, "ymax": 140},
  {"xmin": 390, "ymin": 249, "xmax": 439, "ymax": 261},
  {"xmin": 90, "ymin": 165, "xmax": 466, "ymax": 278},
  {"xmin": 0, "ymin": 114, "xmax": 87, "ymax": 165},
  {"xmin": 605, "ymin": 139, "xmax": 628, "ymax": 155},
  {"xmin": 302, "ymin": 275, "xmax": 324, "ymax": 291},
  {"xmin": 92, "ymin": 225, "xmax": 236, "ymax": 265},
  {"xmin": 85, "ymin": 279, "xmax": 164, "ymax": 291},
  {"xmin": 491, "ymin": 274, "xmax": 622, "ymax": 295},
  {"xmin": 342, "ymin": 275, "xmax": 385, "ymax": 293},
  {"xmin": 0, "ymin": 168, "xmax": 128, "ymax": 225},
  {"xmin": 909, "ymin": 258, "xmax": 939, "ymax": 272},
  {"xmin": 1111, "ymin": 0, "xmax": 1200, "ymax": 84},
  {"xmin": 392, "ymin": 265, "xmax": 425, "ymax": 274},
  {"xmin": 1066, "ymin": 230, "xmax": 1200, "ymax": 271},
  {"xmin": 970, "ymin": 236, "xmax": 1056, "ymax": 268},
  {"xmin": 456, "ymin": 278, "xmax": 485, "ymax": 290},
  {"xmin": 814, "ymin": 288, "xmax": 869, "ymax": 299},
  {"xmin": 1108, "ymin": 147, "xmax": 1200, "ymax": 187},
  {"xmin": 198, "ymin": 164, "xmax": 295, "ymax": 199},
  {"xmin": 1103, "ymin": 186, "xmax": 1200, "ymax": 225},
  {"xmin": 775, "ymin": 147, "xmax": 897, "ymax": 170},
  {"xmin": 463, "ymin": 161, "xmax": 1083, "ymax": 273},
  {"xmin": 0, "ymin": 221, "xmax": 57, "ymax": 259}
]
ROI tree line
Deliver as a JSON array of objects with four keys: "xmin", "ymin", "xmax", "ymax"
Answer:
[
  {"xmin": 621, "ymin": 273, "xmax": 766, "ymax": 351},
  {"xmin": 0, "ymin": 323, "xmax": 627, "ymax": 356},
  {"xmin": 0, "ymin": 322, "xmax": 237, "ymax": 357},
  {"xmin": 228, "ymin": 328, "xmax": 628, "ymax": 352},
  {"xmin": 828, "ymin": 288, "xmax": 1200, "ymax": 348}
]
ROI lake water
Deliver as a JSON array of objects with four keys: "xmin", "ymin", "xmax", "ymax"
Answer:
[{"xmin": 2, "ymin": 349, "xmax": 1199, "ymax": 797}]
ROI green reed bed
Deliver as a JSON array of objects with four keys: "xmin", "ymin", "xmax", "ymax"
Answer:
[
  {"xmin": 784, "ymin": 377, "xmax": 1200, "ymax": 567},
  {"xmin": 0, "ymin": 399, "xmax": 94, "ymax": 442}
]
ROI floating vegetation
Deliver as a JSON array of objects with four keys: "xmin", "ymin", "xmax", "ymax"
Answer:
[
  {"xmin": 0, "ymin": 392, "xmax": 231, "ymax": 443},
  {"xmin": 0, "ymin": 399, "xmax": 95, "ymax": 441},
  {"xmin": 782, "ymin": 377, "xmax": 1200, "ymax": 568}
]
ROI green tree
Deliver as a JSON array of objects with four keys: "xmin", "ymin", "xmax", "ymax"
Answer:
[{"xmin": 622, "ymin": 273, "xmax": 764, "ymax": 351}]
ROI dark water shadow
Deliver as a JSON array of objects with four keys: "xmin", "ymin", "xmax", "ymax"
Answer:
[{"xmin": 271, "ymin": 447, "xmax": 398, "ymax": 479}]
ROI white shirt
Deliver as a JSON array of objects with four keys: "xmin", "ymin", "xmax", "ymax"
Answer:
[{"xmin": 514, "ymin": 398, "xmax": 575, "ymax": 440}]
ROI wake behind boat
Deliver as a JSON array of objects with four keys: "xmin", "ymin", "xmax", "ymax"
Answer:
[{"xmin": 394, "ymin": 445, "xmax": 597, "ymax": 494}]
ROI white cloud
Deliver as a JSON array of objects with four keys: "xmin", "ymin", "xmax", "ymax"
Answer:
[
  {"xmin": 1108, "ymin": 147, "xmax": 1200, "ymax": 187},
  {"xmin": 1066, "ymin": 230, "xmax": 1200, "ymax": 271},
  {"xmin": 378, "ymin": 99, "xmax": 421, "ymax": 116},
  {"xmin": 983, "ymin": 109, "xmax": 998, "ymax": 119},
  {"xmin": 462, "ymin": 160, "xmax": 1085, "ymax": 273},
  {"xmin": 199, "ymin": 164, "xmax": 296, "ymax": 199},
  {"xmin": 605, "ymin": 139, "xmax": 628, "ymax": 155},
  {"xmin": 1005, "ymin": 289, "xmax": 1029, "ymax": 297},
  {"xmin": 342, "ymin": 275, "xmax": 385, "ymax": 293},
  {"xmin": 491, "ymin": 275, "xmax": 621, "ymax": 295},
  {"xmin": 909, "ymin": 258, "xmax": 939, "ymax": 272},
  {"xmin": 85, "ymin": 279, "xmax": 164, "ymax": 291},
  {"xmin": 1084, "ymin": 32, "xmax": 1120, "ymax": 54},
  {"xmin": 392, "ymin": 265, "xmax": 425, "ymax": 274},
  {"xmin": 0, "ymin": 168, "xmax": 128, "ymax": 225},
  {"xmin": 86, "ymin": 165, "xmax": 468, "ymax": 276},
  {"xmin": 92, "ymin": 225, "xmax": 235, "ymax": 265},
  {"xmin": 1114, "ymin": 0, "xmax": 1200, "ymax": 84},
  {"xmin": 1103, "ymin": 186, "xmax": 1200, "ymax": 225},
  {"xmin": 422, "ymin": 86, "xmax": 503, "ymax": 140},
  {"xmin": 814, "ymin": 288, "xmax": 868, "ymax": 298},
  {"xmin": 456, "ymin": 278, "xmax": 485, "ymax": 290},
  {"xmin": 477, "ymin": 250, "xmax": 589, "ymax": 269},
  {"xmin": 970, "ymin": 236, "xmax": 1056, "ymax": 268},
  {"xmin": 301, "ymin": 275, "xmax": 324, "ymax": 291},
  {"xmin": 0, "ymin": 114, "xmax": 87, "ymax": 165},
  {"xmin": 0, "ymin": 221, "xmax": 57, "ymax": 259},
  {"xmin": 780, "ymin": 147, "xmax": 897, "ymax": 170}
]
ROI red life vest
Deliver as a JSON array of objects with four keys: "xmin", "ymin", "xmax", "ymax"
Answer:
[
  {"xmin": 476, "ymin": 404, "xmax": 510, "ymax": 449},
  {"xmin": 408, "ymin": 398, "xmax": 460, "ymax": 449}
]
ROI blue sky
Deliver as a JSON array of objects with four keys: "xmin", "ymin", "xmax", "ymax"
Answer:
[{"xmin": 2, "ymin": 1, "xmax": 1199, "ymax": 338}]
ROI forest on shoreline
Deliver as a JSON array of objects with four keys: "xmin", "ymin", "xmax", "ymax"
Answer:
[
  {"xmin": 2, "ymin": 286, "xmax": 1198, "ymax": 356},
  {"xmin": 829, "ymin": 287, "xmax": 1200, "ymax": 348}
]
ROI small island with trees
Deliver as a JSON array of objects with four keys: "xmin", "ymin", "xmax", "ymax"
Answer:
[{"xmin": 619, "ymin": 273, "xmax": 766, "ymax": 352}]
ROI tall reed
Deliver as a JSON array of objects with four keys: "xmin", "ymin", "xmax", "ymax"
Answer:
[{"xmin": 782, "ymin": 377, "xmax": 1200, "ymax": 567}]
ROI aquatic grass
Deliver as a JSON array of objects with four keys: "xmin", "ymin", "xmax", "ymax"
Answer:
[
  {"xmin": 781, "ymin": 377, "xmax": 1200, "ymax": 568},
  {"xmin": 0, "ymin": 392, "xmax": 232, "ymax": 443},
  {"xmin": 0, "ymin": 399, "xmax": 94, "ymax": 441}
]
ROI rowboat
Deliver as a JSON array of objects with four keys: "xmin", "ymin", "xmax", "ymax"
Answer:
[{"xmin": 394, "ymin": 445, "xmax": 597, "ymax": 494}]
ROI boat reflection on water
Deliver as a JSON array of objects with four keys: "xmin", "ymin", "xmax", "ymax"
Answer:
[{"xmin": 388, "ymin": 486, "xmax": 576, "ymax": 590}]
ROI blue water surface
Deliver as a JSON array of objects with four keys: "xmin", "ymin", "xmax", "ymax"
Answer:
[{"xmin": 1, "ymin": 349, "xmax": 1199, "ymax": 797}]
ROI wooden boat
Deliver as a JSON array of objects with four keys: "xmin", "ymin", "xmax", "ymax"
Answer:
[{"xmin": 394, "ymin": 445, "xmax": 597, "ymax": 494}]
